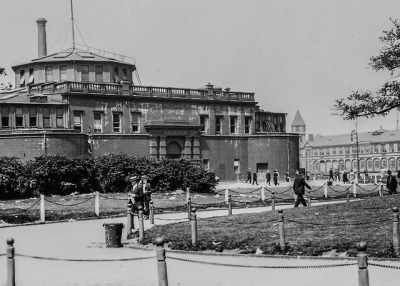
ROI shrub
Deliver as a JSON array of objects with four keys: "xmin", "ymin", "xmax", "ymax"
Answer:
[{"xmin": 0, "ymin": 157, "xmax": 26, "ymax": 199}]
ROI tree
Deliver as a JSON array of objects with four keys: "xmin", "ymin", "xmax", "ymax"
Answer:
[
  {"xmin": 335, "ymin": 19, "xmax": 400, "ymax": 120},
  {"xmin": 0, "ymin": 67, "xmax": 12, "ymax": 90}
]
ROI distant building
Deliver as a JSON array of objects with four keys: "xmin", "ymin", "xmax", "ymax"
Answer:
[
  {"xmin": 294, "ymin": 110, "xmax": 400, "ymax": 174},
  {"xmin": 0, "ymin": 17, "xmax": 300, "ymax": 180}
]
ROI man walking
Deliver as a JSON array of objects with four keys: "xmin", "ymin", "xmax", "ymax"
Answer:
[
  {"xmin": 252, "ymin": 170, "xmax": 258, "ymax": 185},
  {"xmin": 329, "ymin": 168, "xmax": 334, "ymax": 181},
  {"xmin": 245, "ymin": 168, "xmax": 252, "ymax": 184},
  {"xmin": 293, "ymin": 171, "xmax": 311, "ymax": 208},
  {"xmin": 387, "ymin": 170, "xmax": 398, "ymax": 195}
]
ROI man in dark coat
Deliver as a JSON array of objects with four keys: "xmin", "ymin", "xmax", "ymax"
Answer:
[
  {"xmin": 329, "ymin": 168, "xmax": 334, "ymax": 181},
  {"xmin": 293, "ymin": 171, "xmax": 312, "ymax": 207},
  {"xmin": 130, "ymin": 175, "xmax": 144, "ymax": 213},
  {"xmin": 386, "ymin": 170, "xmax": 398, "ymax": 195},
  {"xmin": 245, "ymin": 168, "xmax": 252, "ymax": 184},
  {"xmin": 252, "ymin": 171, "xmax": 258, "ymax": 185},
  {"xmin": 141, "ymin": 175, "xmax": 153, "ymax": 216}
]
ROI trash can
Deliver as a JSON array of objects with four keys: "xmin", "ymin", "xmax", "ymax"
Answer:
[{"xmin": 103, "ymin": 223, "xmax": 124, "ymax": 248}]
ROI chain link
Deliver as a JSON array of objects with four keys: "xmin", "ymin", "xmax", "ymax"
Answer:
[
  {"xmin": 15, "ymin": 253, "xmax": 154, "ymax": 262},
  {"xmin": 98, "ymin": 193, "xmax": 127, "ymax": 200},
  {"xmin": 1, "ymin": 198, "xmax": 41, "ymax": 217},
  {"xmin": 369, "ymin": 262, "xmax": 400, "ymax": 269},
  {"xmin": 44, "ymin": 196, "xmax": 95, "ymax": 207},
  {"xmin": 166, "ymin": 255, "xmax": 357, "ymax": 269}
]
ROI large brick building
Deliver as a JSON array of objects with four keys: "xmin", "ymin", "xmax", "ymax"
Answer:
[{"xmin": 0, "ymin": 18, "xmax": 300, "ymax": 181}]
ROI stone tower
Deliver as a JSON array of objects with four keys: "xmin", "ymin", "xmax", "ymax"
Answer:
[{"xmin": 291, "ymin": 110, "xmax": 306, "ymax": 145}]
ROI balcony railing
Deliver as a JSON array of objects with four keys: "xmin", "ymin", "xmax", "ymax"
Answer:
[{"xmin": 27, "ymin": 82, "xmax": 255, "ymax": 102}]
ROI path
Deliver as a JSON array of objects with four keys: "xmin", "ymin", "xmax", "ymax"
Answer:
[{"xmin": 0, "ymin": 200, "xmax": 399, "ymax": 285}]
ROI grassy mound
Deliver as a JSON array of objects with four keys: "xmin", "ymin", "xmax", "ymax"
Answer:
[{"xmin": 143, "ymin": 195, "xmax": 400, "ymax": 258}]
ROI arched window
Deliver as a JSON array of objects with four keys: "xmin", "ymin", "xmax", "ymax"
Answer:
[{"xmin": 166, "ymin": 141, "xmax": 182, "ymax": 159}]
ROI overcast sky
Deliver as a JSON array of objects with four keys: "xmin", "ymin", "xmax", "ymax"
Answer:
[{"xmin": 1, "ymin": 0, "xmax": 400, "ymax": 137}]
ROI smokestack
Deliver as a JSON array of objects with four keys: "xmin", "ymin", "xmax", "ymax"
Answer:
[{"xmin": 36, "ymin": 18, "xmax": 47, "ymax": 58}]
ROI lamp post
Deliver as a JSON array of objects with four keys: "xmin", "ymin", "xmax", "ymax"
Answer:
[
  {"xmin": 351, "ymin": 130, "xmax": 360, "ymax": 178},
  {"xmin": 303, "ymin": 141, "xmax": 310, "ymax": 177}
]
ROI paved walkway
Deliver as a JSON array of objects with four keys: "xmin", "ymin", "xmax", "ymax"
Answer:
[{"xmin": 0, "ymin": 195, "xmax": 399, "ymax": 285}]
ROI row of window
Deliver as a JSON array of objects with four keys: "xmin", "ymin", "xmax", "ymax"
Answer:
[
  {"xmin": 305, "ymin": 157, "xmax": 400, "ymax": 173},
  {"xmin": 19, "ymin": 65, "xmax": 129, "ymax": 87},
  {"xmin": 200, "ymin": 115, "xmax": 252, "ymax": 135},
  {"xmin": 304, "ymin": 143, "xmax": 400, "ymax": 157},
  {"xmin": 73, "ymin": 112, "xmax": 140, "ymax": 133},
  {"xmin": 1, "ymin": 106, "xmax": 64, "ymax": 128}
]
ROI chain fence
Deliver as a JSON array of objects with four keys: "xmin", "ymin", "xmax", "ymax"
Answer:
[{"xmin": 44, "ymin": 196, "xmax": 95, "ymax": 207}]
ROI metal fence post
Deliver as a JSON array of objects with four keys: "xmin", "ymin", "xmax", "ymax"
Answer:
[
  {"xmin": 346, "ymin": 188, "xmax": 350, "ymax": 203},
  {"xmin": 261, "ymin": 186, "xmax": 265, "ymax": 201},
  {"xmin": 6, "ymin": 238, "xmax": 15, "ymax": 286},
  {"xmin": 228, "ymin": 194, "xmax": 232, "ymax": 216},
  {"xmin": 138, "ymin": 206, "xmax": 144, "ymax": 243},
  {"xmin": 191, "ymin": 208, "xmax": 197, "ymax": 246},
  {"xmin": 225, "ymin": 188, "xmax": 229, "ymax": 203},
  {"xmin": 353, "ymin": 182, "xmax": 357, "ymax": 198},
  {"xmin": 40, "ymin": 194, "xmax": 45, "ymax": 223},
  {"xmin": 393, "ymin": 207, "xmax": 400, "ymax": 256},
  {"xmin": 278, "ymin": 209, "xmax": 286, "ymax": 251},
  {"xmin": 186, "ymin": 187, "xmax": 190, "ymax": 203},
  {"xmin": 379, "ymin": 184, "xmax": 383, "ymax": 197},
  {"xmin": 271, "ymin": 192, "xmax": 275, "ymax": 211},
  {"xmin": 94, "ymin": 191, "xmax": 100, "ymax": 216},
  {"xmin": 155, "ymin": 237, "xmax": 169, "ymax": 286},
  {"xmin": 324, "ymin": 183, "xmax": 328, "ymax": 198},
  {"xmin": 150, "ymin": 201, "xmax": 155, "ymax": 225},
  {"xmin": 308, "ymin": 190, "xmax": 311, "ymax": 207},
  {"xmin": 126, "ymin": 199, "xmax": 133, "ymax": 239},
  {"xmin": 187, "ymin": 197, "xmax": 192, "ymax": 221},
  {"xmin": 356, "ymin": 241, "xmax": 369, "ymax": 286}
]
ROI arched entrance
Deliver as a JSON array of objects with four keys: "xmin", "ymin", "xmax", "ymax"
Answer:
[{"xmin": 166, "ymin": 141, "xmax": 182, "ymax": 159}]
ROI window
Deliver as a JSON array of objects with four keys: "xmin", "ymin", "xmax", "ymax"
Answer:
[
  {"xmin": 73, "ymin": 112, "xmax": 82, "ymax": 132},
  {"xmin": 95, "ymin": 66, "xmax": 103, "ymax": 82},
  {"xmin": 16, "ymin": 107, "xmax": 23, "ymax": 128},
  {"xmin": 130, "ymin": 112, "xmax": 140, "ymax": 133},
  {"xmin": 389, "ymin": 143, "xmax": 394, "ymax": 153},
  {"xmin": 56, "ymin": 108, "xmax": 64, "ymax": 128},
  {"xmin": 28, "ymin": 68, "xmax": 34, "ymax": 85},
  {"xmin": 345, "ymin": 146, "xmax": 350, "ymax": 154},
  {"xmin": 43, "ymin": 107, "xmax": 51, "ymax": 128},
  {"xmin": 245, "ymin": 117, "xmax": 251, "ymax": 134},
  {"xmin": 93, "ymin": 112, "xmax": 102, "ymax": 133},
  {"xmin": 202, "ymin": 159, "xmax": 209, "ymax": 170},
  {"xmin": 112, "ymin": 113, "xmax": 121, "ymax": 133},
  {"xmin": 19, "ymin": 70, "xmax": 25, "ymax": 87},
  {"xmin": 234, "ymin": 159, "xmax": 240, "ymax": 173},
  {"xmin": 60, "ymin": 65, "xmax": 68, "ymax": 81},
  {"xmin": 339, "ymin": 147, "xmax": 343, "ymax": 155},
  {"xmin": 113, "ymin": 67, "xmax": 120, "ymax": 83},
  {"xmin": 230, "ymin": 116, "xmax": 237, "ymax": 134},
  {"xmin": 200, "ymin": 115, "xmax": 208, "ymax": 134},
  {"xmin": 29, "ymin": 107, "xmax": 37, "ymax": 127},
  {"xmin": 81, "ymin": 65, "xmax": 89, "ymax": 81},
  {"xmin": 122, "ymin": 68, "xmax": 128, "ymax": 80},
  {"xmin": 381, "ymin": 144, "xmax": 387, "ymax": 153},
  {"xmin": 1, "ymin": 107, "xmax": 10, "ymax": 128},
  {"xmin": 45, "ymin": 66, "xmax": 53, "ymax": 82},
  {"xmin": 314, "ymin": 149, "xmax": 319, "ymax": 156},
  {"xmin": 332, "ymin": 148, "xmax": 336, "ymax": 155},
  {"xmin": 374, "ymin": 145, "xmax": 379, "ymax": 153},
  {"xmin": 215, "ymin": 116, "xmax": 222, "ymax": 134}
]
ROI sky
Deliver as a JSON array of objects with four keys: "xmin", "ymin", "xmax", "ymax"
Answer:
[{"xmin": 1, "ymin": 0, "xmax": 400, "ymax": 137}]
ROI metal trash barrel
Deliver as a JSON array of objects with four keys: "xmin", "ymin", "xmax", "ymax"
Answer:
[{"xmin": 103, "ymin": 223, "xmax": 124, "ymax": 248}]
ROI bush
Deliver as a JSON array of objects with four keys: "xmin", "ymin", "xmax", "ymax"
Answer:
[{"xmin": 0, "ymin": 157, "xmax": 26, "ymax": 199}]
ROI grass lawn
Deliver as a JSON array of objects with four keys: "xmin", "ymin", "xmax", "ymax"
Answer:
[{"xmin": 143, "ymin": 193, "xmax": 400, "ymax": 258}]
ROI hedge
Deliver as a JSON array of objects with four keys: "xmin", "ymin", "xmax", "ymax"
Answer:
[{"xmin": 0, "ymin": 155, "xmax": 217, "ymax": 200}]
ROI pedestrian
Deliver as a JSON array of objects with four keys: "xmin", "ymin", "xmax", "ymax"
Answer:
[
  {"xmin": 245, "ymin": 168, "xmax": 252, "ymax": 184},
  {"xmin": 285, "ymin": 171, "xmax": 290, "ymax": 182},
  {"xmin": 329, "ymin": 168, "xmax": 334, "ymax": 181},
  {"xmin": 141, "ymin": 175, "xmax": 153, "ymax": 217},
  {"xmin": 266, "ymin": 170, "xmax": 271, "ymax": 186},
  {"xmin": 349, "ymin": 170, "xmax": 355, "ymax": 184},
  {"xmin": 130, "ymin": 175, "xmax": 144, "ymax": 213},
  {"xmin": 293, "ymin": 171, "xmax": 311, "ymax": 207},
  {"xmin": 397, "ymin": 169, "xmax": 400, "ymax": 184},
  {"xmin": 306, "ymin": 170, "xmax": 310, "ymax": 181},
  {"xmin": 335, "ymin": 169, "xmax": 340, "ymax": 182},
  {"xmin": 273, "ymin": 169, "xmax": 280, "ymax": 186},
  {"xmin": 252, "ymin": 170, "xmax": 258, "ymax": 185},
  {"xmin": 386, "ymin": 170, "xmax": 398, "ymax": 195},
  {"xmin": 342, "ymin": 170, "xmax": 348, "ymax": 184}
]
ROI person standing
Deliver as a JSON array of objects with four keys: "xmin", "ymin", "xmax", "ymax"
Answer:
[
  {"xmin": 342, "ymin": 170, "xmax": 348, "ymax": 184},
  {"xmin": 141, "ymin": 175, "xmax": 153, "ymax": 216},
  {"xmin": 252, "ymin": 170, "xmax": 258, "ymax": 185},
  {"xmin": 329, "ymin": 168, "xmax": 334, "ymax": 181},
  {"xmin": 293, "ymin": 171, "xmax": 311, "ymax": 207},
  {"xmin": 130, "ymin": 175, "xmax": 144, "ymax": 213},
  {"xmin": 245, "ymin": 168, "xmax": 252, "ymax": 184},
  {"xmin": 266, "ymin": 170, "xmax": 271, "ymax": 186},
  {"xmin": 335, "ymin": 169, "xmax": 340, "ymax": 182},
  {"xmin": 306, "ymin": 170, "xmax": 310, "ymax": 181},
  {"xmin": 386, "ymin": 170, "xmax": 398, "ymax": 195},
  {"xmin": 285, "ymin": 171, "xmax": 290, "ymax": 182},
  {"xmin": 273, "ymin": 169, "xmax": 280, "ymax": 186}
]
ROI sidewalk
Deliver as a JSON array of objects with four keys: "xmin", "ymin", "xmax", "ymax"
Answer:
[{"xmin": 0, "ymin": 200, "xmax": 399, "ymax": 286}]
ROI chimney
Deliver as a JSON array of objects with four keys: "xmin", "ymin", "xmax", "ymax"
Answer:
[
  {"xmin": 36, "ymin": 18, "xmax": 47, "ymax": 58},
  {"xmin": 308, "ymin": 134, "xmax": 314, "ymax": 142}
]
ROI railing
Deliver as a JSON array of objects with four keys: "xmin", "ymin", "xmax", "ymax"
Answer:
[{"xmin": 27, "ymin": 82, "xmax": 255, "ymax": 101}]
